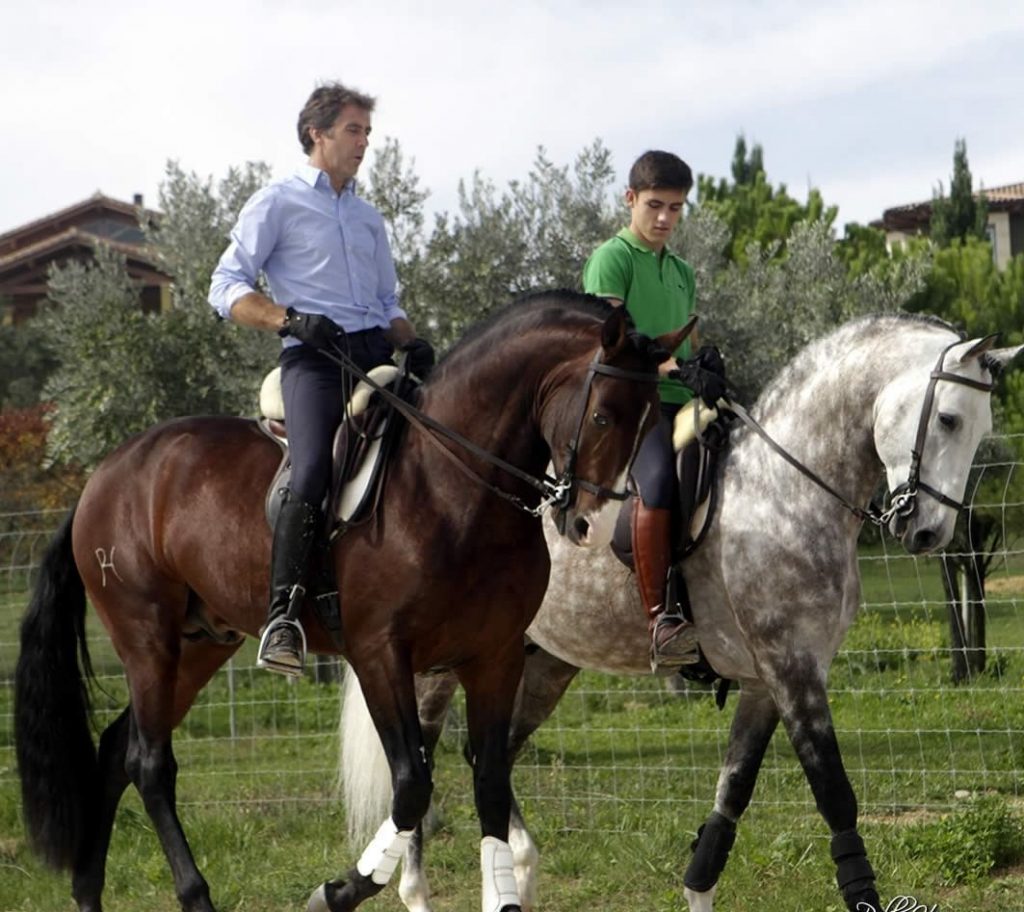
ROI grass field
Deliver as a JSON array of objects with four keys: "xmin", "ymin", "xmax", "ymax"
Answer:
[{"xmin": 2, "ymin": 544, "xmax": 1024, "ymax": 911}]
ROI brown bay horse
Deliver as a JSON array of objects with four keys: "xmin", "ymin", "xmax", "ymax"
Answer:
[{"xmin": 14, "ymin": 292, "xmax": 686, "ymax": 912}]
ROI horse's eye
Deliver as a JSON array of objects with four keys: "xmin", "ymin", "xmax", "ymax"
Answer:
[
  {"xmin": 592, "ymin": 411, "xmax": 610, "ymax": 428},
  {"xmin": 938, "ymin": 413, "xmax": 960, "ymax": 431}
]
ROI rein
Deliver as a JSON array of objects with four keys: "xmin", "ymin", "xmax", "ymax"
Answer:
[
  {"xmin": 316, "ymin": 341, "xmax": 658, "ymax": 518},
  {"xmin": 726, "ymin": 339, "xmax": 994, "ymax": 528}
]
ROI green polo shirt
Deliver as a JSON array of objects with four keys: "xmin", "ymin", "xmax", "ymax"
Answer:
[{"xmin": 582, "ymin": 228, "xmax": 695, "ymax": 405}]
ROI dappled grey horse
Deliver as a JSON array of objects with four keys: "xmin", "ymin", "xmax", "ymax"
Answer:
[{"xmin": 340, "ymin": 314, "xmax": 1020, "ymax": 912}]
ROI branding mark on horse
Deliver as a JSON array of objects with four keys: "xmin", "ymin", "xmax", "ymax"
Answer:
[{"xmin": 95, "ymin": 547, "xmax": 125, "ymax": 587}]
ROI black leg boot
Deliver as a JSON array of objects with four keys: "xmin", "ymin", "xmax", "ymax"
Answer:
[{"xmin": 257, "ymin": 495, "xmax": 321, "ymax": 676}]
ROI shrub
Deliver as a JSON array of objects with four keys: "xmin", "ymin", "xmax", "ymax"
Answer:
[{"xmin": 898, "ymin": 794, "xmax": 1024, "ymax": 885}]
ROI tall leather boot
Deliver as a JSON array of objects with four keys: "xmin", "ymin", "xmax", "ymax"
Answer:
[
  {"xmin": 632, "ymin": 497, "xmax": 698, "ymax": 669},
  {"xmin": 257, "ymin": 495, "xmax": 320, "ymax": 676}
]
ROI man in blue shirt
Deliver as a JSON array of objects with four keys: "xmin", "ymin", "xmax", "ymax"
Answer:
[{"xmin": 209, "ymin": 82, "xmax": 433, "ymax": 675}]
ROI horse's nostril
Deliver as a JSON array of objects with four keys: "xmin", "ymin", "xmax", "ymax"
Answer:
[
  {"xmin": 911, "ymin": 529, "xmax": 937, "ymax": 553},
  {"xmin": 573, "ymin": 516, "xmax": 590, "ymax": 540}
]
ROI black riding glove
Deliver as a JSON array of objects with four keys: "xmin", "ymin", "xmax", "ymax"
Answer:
[
  {"xmin": 673, "ymin": 345, "xmax": 728, "ymax": 408},
  {"xmin": 401, "ymin": 338, "xmax": 436, "ymax": 379},
  {"xmin": 278, "ymin": 308, "xmax": 345, "ymax": 351}
]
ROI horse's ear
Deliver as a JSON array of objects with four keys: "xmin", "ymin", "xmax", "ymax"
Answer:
[
  {"xmin": 600, "ymin": 307, "xmax": 629, "ymax": 352},
  {"xmin": 654, "ymin": 314, "xmax": 699, "ymax": 364},
  {"xmin": 985, "ymin": 344, "xmax": 1024, "ymax": 369},
  {"xmin": 958, "ymin": 334, "xmax": 1024, "ymax": 371},
  {"xmin": 958, "ymin": 333, "xmax": 1000, "ymax": 363}
]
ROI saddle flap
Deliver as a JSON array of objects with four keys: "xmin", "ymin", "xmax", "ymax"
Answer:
[
  {"xmin": 610, "ymin": 402, "xmax": 731, "ymax": 568},
  {"xmin": 261, "ymin": 364, "xmax": 404, "ymax": 531}
]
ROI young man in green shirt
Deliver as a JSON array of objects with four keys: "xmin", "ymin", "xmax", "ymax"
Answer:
[{"xmin": 583, "ymin": 150, "xmax": 714, "ymax": 669}]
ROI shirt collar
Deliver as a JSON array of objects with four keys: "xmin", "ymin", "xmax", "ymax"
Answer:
[
  {"xmin": 296, "ymin": 163, "xmax": 355, "ymax": 194},
  {"xmin": 617, "ymin": 227, "xmax": 671, "ymax": 257}
]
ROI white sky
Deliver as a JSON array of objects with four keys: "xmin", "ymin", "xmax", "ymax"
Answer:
[{"xmin": 2, "ymin": 0, "xmax": 1022, "ymax": 237}]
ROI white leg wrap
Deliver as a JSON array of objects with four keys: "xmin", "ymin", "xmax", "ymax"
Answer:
[
  {"xmin": 356, "ymin": 818, "xmax": 414, "ymax": 886},
  {"xmin": 508, "ymin": 823, "xmax": 538, "ymax": 912},
  {"xmin": 683, "ymin": 883, "xmax": 718, "ymax": 912},
  {"xmin": 481, "ymin": 836, "xmax": 520, "ymax": 912},
  {"xmin": 398, "ymin": 856, "xmax": 433, "ymax": 912}
]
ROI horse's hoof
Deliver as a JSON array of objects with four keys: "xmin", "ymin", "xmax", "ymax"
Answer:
[{"xmin": 307, "ymin": 883, "xmax": 331, "ymax": 912}]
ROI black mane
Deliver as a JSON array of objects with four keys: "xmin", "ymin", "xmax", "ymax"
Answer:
[{"xmin": 434, "ymin": 289, "xmax": 618, "ymax": 370}]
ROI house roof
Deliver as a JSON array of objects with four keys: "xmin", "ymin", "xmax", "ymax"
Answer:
[
  {"xmin": 0, "ymin": 192, "xmax": 161, "ymax": 254},
  {"xmin": 876, "ymin": 181, "xmax": 1024, "ymax": 232},
  {"xmin": 0, "ymin": 226, "xmax": 162, "ymax": 273},
  {"xmin": 983, "ymin": 182, "xmax": 1024, "ymax": 204},
  {"xmin": 0, "ymin": 191, "xmax": 170, "ymax": 292}
]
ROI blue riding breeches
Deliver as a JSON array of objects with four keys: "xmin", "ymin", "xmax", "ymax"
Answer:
[
  {"xmin": 632, "ymin": 402, "xmax": 681, "ymax": 510},
  {"xmin": 279, "ymin": 329, "xmax": 395, "ymax": 507}
]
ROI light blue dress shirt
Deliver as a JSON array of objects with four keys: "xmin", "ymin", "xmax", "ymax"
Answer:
[{"xmin": 208, "ymin": 164, "xmax": 406, "ymax": 342}]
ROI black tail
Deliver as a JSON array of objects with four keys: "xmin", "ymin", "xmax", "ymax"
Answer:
[{"xmin": 14, "ymin": 504, "xmax": 98, "ymax": 870}]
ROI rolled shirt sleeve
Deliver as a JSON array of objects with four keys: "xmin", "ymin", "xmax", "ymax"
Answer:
[{"xmin": 208, "ymin": 187, "xmax": 281, "ymax": 319}]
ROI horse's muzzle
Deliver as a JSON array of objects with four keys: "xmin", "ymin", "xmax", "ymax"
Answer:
[
  {"xmin": 560, "ymin": 502, "xmax": 618, "ymax": 549},
  {"xmin": 895, "ymin": 511, "xmax": 955, "ymax": 555}
]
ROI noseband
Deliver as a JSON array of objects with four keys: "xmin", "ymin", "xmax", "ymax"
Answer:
[
  {"xmin": 547, "ymin": 356, "xmax": 657, "ymax": 533},
  {"xmin": 878, "ymin": 339, "xmax": 994, "ymax": 525}
]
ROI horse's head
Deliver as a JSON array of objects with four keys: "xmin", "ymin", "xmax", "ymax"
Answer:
[
  {"xmin": 547, "ymin": 308, "xmax": 692, "ymax": 548},
  {"xmin": 873, "ymin": 334, "xmax": 1022, "ymax": 554}
]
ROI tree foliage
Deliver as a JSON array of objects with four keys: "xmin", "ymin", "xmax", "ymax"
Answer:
[
  {"xmin": 0, "ymin": 403, "xmax": 83, "ymax": 511},
  {"xmin": 396, "ymin": 140, "xmax": 620, "ymax": 350},
  {"xmin": 930, "ymin": 139, "xmax": 989, "ymax": 248},
  {"xmin": 41, "ymin": 162, "xmax": 276, "ymax": 469},
  {"xmin": 27, "ymin": 135, "xmax": 1001, "ymax": 478},
  {"xmin": 0, "ymin": 322, "xmax": 58, "ymax": 409},
  {"xmin": 689, "ymin": 217, "xmax": 928, "ymax": 401},
  {"xmin": 697, "ymin": 135, "xmax": 838, "ymax": 265}
]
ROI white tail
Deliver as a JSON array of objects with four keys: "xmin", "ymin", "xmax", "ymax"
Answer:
[{"xmin": 338, "ymin": 663, "xmax": 393, "ymax": 843}]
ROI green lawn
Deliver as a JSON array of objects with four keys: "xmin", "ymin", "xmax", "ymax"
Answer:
[{"xmin": 2, "ymin": 547, "xmax": 1023, "ymax": 911}]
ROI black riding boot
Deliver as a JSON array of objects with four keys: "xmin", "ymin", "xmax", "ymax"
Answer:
[{"xmin": 258, "ymin": 495, "xmax": 321, "ymax": 676}]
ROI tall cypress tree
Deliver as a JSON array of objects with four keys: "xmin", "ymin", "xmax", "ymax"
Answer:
[{"xmin": 930, "ymin": 139, "xmax": 989, "ymax": 247}]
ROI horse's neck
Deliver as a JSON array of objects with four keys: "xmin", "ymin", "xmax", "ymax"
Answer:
[
  {"xmin": 419, "ymin": 341, "xmax": 586, "ymax": 477},
  {"xmin": 743, "ymin": 341, "xmax": 889, "ymax": 510}
]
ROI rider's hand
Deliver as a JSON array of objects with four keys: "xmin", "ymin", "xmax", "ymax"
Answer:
[
  {"xmin": 401, "ymin": 338, "xmax": 436, "ymax": 379},
  {"xmin": 278, "ymin": 308, "xmax": 345, "ymax": 350},
  {"xmin": 672, "ymin": 345, "xmax": 728, "ymax": 408}
]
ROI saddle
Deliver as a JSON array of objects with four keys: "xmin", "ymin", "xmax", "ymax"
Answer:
[
  {"xmin": 611, "ymin": 397, "xmax": 734, "ymax": 700},
  {"xmin": 257, "ymin": 363, "xmax": 405, "ymax": 532},
  {"xmin": 611, "ymin": 397, "xmax": 731, "ymax": 568}
]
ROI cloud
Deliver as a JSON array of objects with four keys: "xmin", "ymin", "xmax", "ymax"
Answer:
[{"xmin": 1, "ymin": 0, "xmax": 1022, "ymax": 236}]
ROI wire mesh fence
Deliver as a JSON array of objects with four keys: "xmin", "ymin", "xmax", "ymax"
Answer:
[{"xmin": 1, "ymin": 437, "xmax": 1022, "ymax": 835}]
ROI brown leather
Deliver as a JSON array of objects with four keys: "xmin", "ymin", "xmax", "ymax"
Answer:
[{"xmin": 632, "ymin": 499, "xmax": 673, "ymax": 623}]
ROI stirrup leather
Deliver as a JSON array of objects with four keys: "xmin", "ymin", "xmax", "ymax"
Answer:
[{"xmin": 257, "ymin": 614, "xmax": 308, "ymax": 678}]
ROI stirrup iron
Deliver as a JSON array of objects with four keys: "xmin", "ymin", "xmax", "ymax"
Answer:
[
  {"xmin": 649, "ymin": 611, "xmax": 700, "ymax": 673},
  {"xmin": 257, "ymin": 614, "xmax": 308, "ymax": 678}
]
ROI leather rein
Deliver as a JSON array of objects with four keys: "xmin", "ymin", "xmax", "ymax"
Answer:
[
  {"xmin": 316, "ymin": 341, "xmax": 659, "ymax": 519},
  {"xmin": 725, "ymin": 339, "xmax": 994, "ymax": 528}
]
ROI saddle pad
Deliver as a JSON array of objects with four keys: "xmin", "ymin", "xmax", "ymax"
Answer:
[
  {"xmin": 259, "ymin": 364, "xmax": 401, "ymax": 422},
  {"xmin": 672, "ymin": 398, "xmax": 722, "ymax": 452}
]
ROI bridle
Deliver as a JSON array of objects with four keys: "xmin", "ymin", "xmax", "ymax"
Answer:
[
  {"xmin": 548, "ymin": 356, "xmax": 655, "ymax": 532},
  {"xmin": 878, "ymin": 339, "xmax": 993, "ymax": 525},
  {"xmin": 316, "ymin": 341, "xmax": 659, "ymax": 522},
  {"xmin": 728, "ymin": 338, "xmax": 994, "ymax": 528}
]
